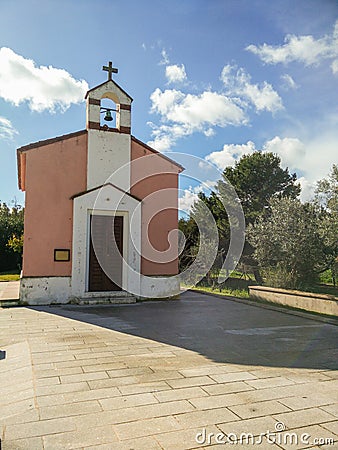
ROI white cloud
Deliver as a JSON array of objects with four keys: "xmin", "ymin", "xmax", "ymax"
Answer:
[
  {"xmin": 205, "ymin": 141, "xmax": 256, "ymax": 169},
  {"xmin": 148, "ymin": 88, "xmax": 247, "ymax": 151},
  {"xmin": 149, "ymin": 63, "xmax": 283, "ymax": 151},
  {"xmin": 0, "ymin": 116, "xmax": 18, "ymax": 140},
  {"xmin": 165, "ymin": 64, "xmax": 187, "ymax": 84},
  {"xmin": 221, "ymin": 65, "xmax": 283, "ymax": 113},
  {"xmin": 297, "ymin": 177, "xmax": 316, "ymax": 203},
  {"xmin": 179, "ymin": 188, "xmax": 199, "ymax": 212},
  {"xmin": 179, "ymin": 180, "xmax": 217, "ymax": 212},
  {"xmin": 247, "ymin": 20, "xmax": 338, "ymax": 74},
  {"xmin": 281, "ymin": 74, "xmax": 298, "ymax": 90},
  {"xmin": 0, "ymin": 47, "xmax": 89, "ymax": 112},
  {"xmin": 205, "ymin": 136, "xmax": 306, "ymax": 173},
  {"xmin": 263, "ymin": 136, "xmax": 306, "ymax": 171},
  {"xmin": 203, "ymin": 129, "xmax": 338, "ymax": 203},
  {"xmin": 332, "ymin": 59, "xmax": 338, "ymax": 74},
  {"xmin": 159, "ymin": 48, "xmax": 170, "ymax": 65},
  {"xmin": 150, "ymin": 88, "xmax": 246, "ymax": 127}
]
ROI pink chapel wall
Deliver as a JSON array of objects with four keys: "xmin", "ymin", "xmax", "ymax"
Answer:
[
  {"xmin": 130, "ymin": 138, "xmax": 180, "ymax": 276},
  {"xmin": 22, "ymin": 133, "xmax": 88, "ymax": 277}
]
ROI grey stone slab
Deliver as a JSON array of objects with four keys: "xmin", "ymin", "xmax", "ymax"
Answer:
[{"xmin": 1, "ymin": 289, "xmax": 338, "ymax": 450}]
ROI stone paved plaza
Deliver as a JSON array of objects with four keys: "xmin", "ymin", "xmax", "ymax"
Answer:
[{"xmin": 0, "ymin": 290, "xmax": 337, "ymax": 449}]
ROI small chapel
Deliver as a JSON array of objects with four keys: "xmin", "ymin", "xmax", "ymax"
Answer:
[{"xmin": 17, "ymin": 62, "xmax": 183, "ymax": 305}]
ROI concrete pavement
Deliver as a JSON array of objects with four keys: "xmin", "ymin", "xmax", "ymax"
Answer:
[
  {"xmin": 0, "ymin": 281, "xmax": 19, "ymax": 303},
  {"xmin": 0, "ymin": 290, "xmax": 337, "ymax": 449}
]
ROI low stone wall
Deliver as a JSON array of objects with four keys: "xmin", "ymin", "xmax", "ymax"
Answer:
[{"xmin": 249, "ymin": 285, "xmax": 338, "ymax": 317}]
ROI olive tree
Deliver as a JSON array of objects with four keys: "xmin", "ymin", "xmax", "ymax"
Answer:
[{"xmin": 247, "ymin": 198, "xmax": 327, "ymax": 289}]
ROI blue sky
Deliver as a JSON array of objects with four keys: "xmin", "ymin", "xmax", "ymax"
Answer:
[{"xmin": 1, "ymin": 0, "xmax": 337, "ymax": 210}]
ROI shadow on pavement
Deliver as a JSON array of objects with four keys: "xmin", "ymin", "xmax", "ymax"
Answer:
[{"xmin": 31, "ymin": 290, "xmax": 338, "ymax": 371}]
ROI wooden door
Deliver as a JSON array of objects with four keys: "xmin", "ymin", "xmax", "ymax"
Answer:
[{"xmin": 88, "ymin": 215, "xmax": 123, "ymax": 292}]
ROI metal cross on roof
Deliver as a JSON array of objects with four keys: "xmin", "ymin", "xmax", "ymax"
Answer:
[{"xmin": 102, "ymin": 61, "xmax": 118, "ymax": 81}]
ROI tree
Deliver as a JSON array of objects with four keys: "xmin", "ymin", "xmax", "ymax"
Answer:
[
  {"xmin": 179, "ymin": 152, "xmax": 300, "ymax": 284},
  {"xmin": 220, "ymin": 152, "xmax": 300, "ymax": 281},
  {"xmin": 0, "ymin": 202, "xmax": 24, "ymax": 272},
  {"xmin": 222, "ymin": 152, "xmax": 300, "ymax": 224},
  {"xmin": 247, "ymin": 198, "xmax": 327, "ymax": 289},
  {"xmin": 314, "ymin": 165, "xmax": 338, "ymax": 284}
]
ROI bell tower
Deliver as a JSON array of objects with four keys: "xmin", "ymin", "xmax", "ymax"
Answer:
[
  {"xmin": 85, "ymin": 62, "xmax": 132, "ymax": 133},
  {"xmin": 85, "ymin": 62, "xmax": 133, "ymax": 192}
]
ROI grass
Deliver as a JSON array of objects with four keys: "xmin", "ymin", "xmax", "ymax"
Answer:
[
  {"xmin": 299, "ymin": 284, "xmax": 338, "ymax": 297},
  {"xmin": 186, "ymin": 269, "xmax": 338, "ymax": 300},
  {"xmin": 184, "ymin": 275, "xmax": 252, "ymax": 299},
  {"xmin": 191, "ymin": 285, "xmax": 249, "ymax": 299},
  {"xmin": 0, "ymin": 269, "xmax": 20, "ymax": 282}
]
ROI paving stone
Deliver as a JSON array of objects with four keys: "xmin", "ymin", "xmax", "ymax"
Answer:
[
  {"xmin": 114, "ymin": 416, "xmax": 182, "ymax": 440},
  {"xmin": 320, "ymin": 370, "xmax": 338, "ymax": 379},
  {"xmin": 0, "ymin": 406, "xmax": 39, "ymax": 426},
  {"xmin": 32, "ymin": 353, "xmax": 76, "ymax": 364},
  {"xmin": 0, "ymin": 378, "xmax": 31, "ymax": 398},
  {"xmin": 154, "ymin": 425, "xmax": 221, "ymax": 449},
  {"xmin": 273, "ymin": 407, "xmax": 336, "ymax": 429},
  {"xmin": 39, "ymin": 399, "xmax": 102, "ymax": 420},
  {"xmin": 88, "ymin": 375, "xmax": 139, "ymax": 389},
  {"xmin": 118, "ymin": 381, "xmax": 171, "ymax": 395},
  {"xmin": 83, "ymin": 436, "xmax": 162, "ymax": 449},
  {"xmin": 37, "ymin": 386, "xmax": 120, "ymax": 407},
  {"xmin": 34, "ymin": 366, "xmax": 83, "ymax": 377},
  {"xmin": 167, "ymin": 376, "xmax": 216, "ymax": 389},
  {"xmin": 179, "ymin": 365, "xmax": 233, "ymax": 378},
  {"xmin": 1, "ymin": 388, "xmax": 35, "ymax": 406},
  {"xmin": 74, "ymin": 351, "xmax": 113, "ymax": 360},
  {"xmin": 106, "ymin": 367, "xmax": 153, "ymax": 378},
  {"xmin": 135, "ymin": 370, "xmax": 185, "ymax": 383},
  {"xmin": 271, "ymin": 424, "xmax": 337, "ymax": 450},
  {"xmin": 217, "ymin": 415, "xmax": 279, "ymax": 437},
  {"xmin": 4, "ymin": 416, "xmax": 77, "ymax": 440},
  {"xmin": 155, "ymin": 386, "xmax": 208, "ymax": 403},
  {"xmin": 35, "ymin": 376, "xmax": 60, "ymax": 387},
  {"xmin": 54, "ymin": 356, "xmax": 121, "ymax": 368},
  {"xmin": 99, "ymin": 392, "xmax": 158, "ymax": 410},
  {"xmin": 229, "ymin": 399, "xmax": 291, "ymax": 419},
  {"xmin": 189, "ymin": 393, "xmax": 246, "ymax": 410},
  {"xmin": 279, "ymin": 394, "xmax": 335, "ymax": 411},
  {"xmin": 2, "ymin": 436, "xmax": 44, "ymax": 450},
  {"xmin": 246, "ymin": 376, "xmax": 295, "ymax": 390},
  {"xmin": 174, "ymin": 407, "xmax": 239, "ymax": 428},
  {"xmin": 202, "ymin": 381, "xmax": 254, "ymax": 396},
  {"xmin": 284, "ymin": 372, "xmax": 333, "ymax": 384},
  {"xmin": 59, "ymin": 371, "xmax": 109, "ymax": 384},
  {"xmin": 35, "ymin": 381, "xmax": 90, "ymax": 396},
  {"xmin": 320, "ymin": 403, "xmax": 338, "ymax": 417},
  {"xmin": 248, "ymin": 367, "xmax": 294, "ymax": 378},
  {"xmin": 43, "ymin": 424, "xmax": 118, "ymax": 449},
  {"xmin": 0, "ymin": 398, "xmax": 34, "ymax": 423},
  {"xmin": 82, "ymin": 362, "xmax": 126, "ymax": 373},
  {"xmin": 72, "ymin": 399, "xmax": 194, "ymax": 428},
  {"xmin": 320, "ymin": 421, "xmax": 338, "ymax": 435},
  {"xmin": 210, "ymin": 371, "xmax": 257, "ymax": 383}
]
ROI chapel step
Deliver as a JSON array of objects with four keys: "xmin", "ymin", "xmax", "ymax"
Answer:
[
  {"xmin": 0, "ymin": 299, "xmax": 20, "ymax": 307},
  {"xmin": 76, "ymin": 296, "xmax": 136, "ymax": 305}
]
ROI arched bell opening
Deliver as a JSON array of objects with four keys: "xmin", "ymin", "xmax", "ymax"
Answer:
[{"xmin": 100, "ymin": 97, "xmax": 117, "ymax": 128}]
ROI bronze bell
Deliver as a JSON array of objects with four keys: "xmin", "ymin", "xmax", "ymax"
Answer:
[{"xmin": 104, "ymin": 110, "xmax": 113, "ymax": 121}]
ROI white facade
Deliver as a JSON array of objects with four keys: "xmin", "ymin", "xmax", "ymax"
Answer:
[
  {"xmin": 87, "ymin": 131, "xmax": 131, "ymax": 192},
  {"xmin": 20, "ymin": 277, "xmax": 71, "ymax": 305},
  {"xmin": 71, "ymin": 184, "xmax": 141, "ymax": 299}
]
